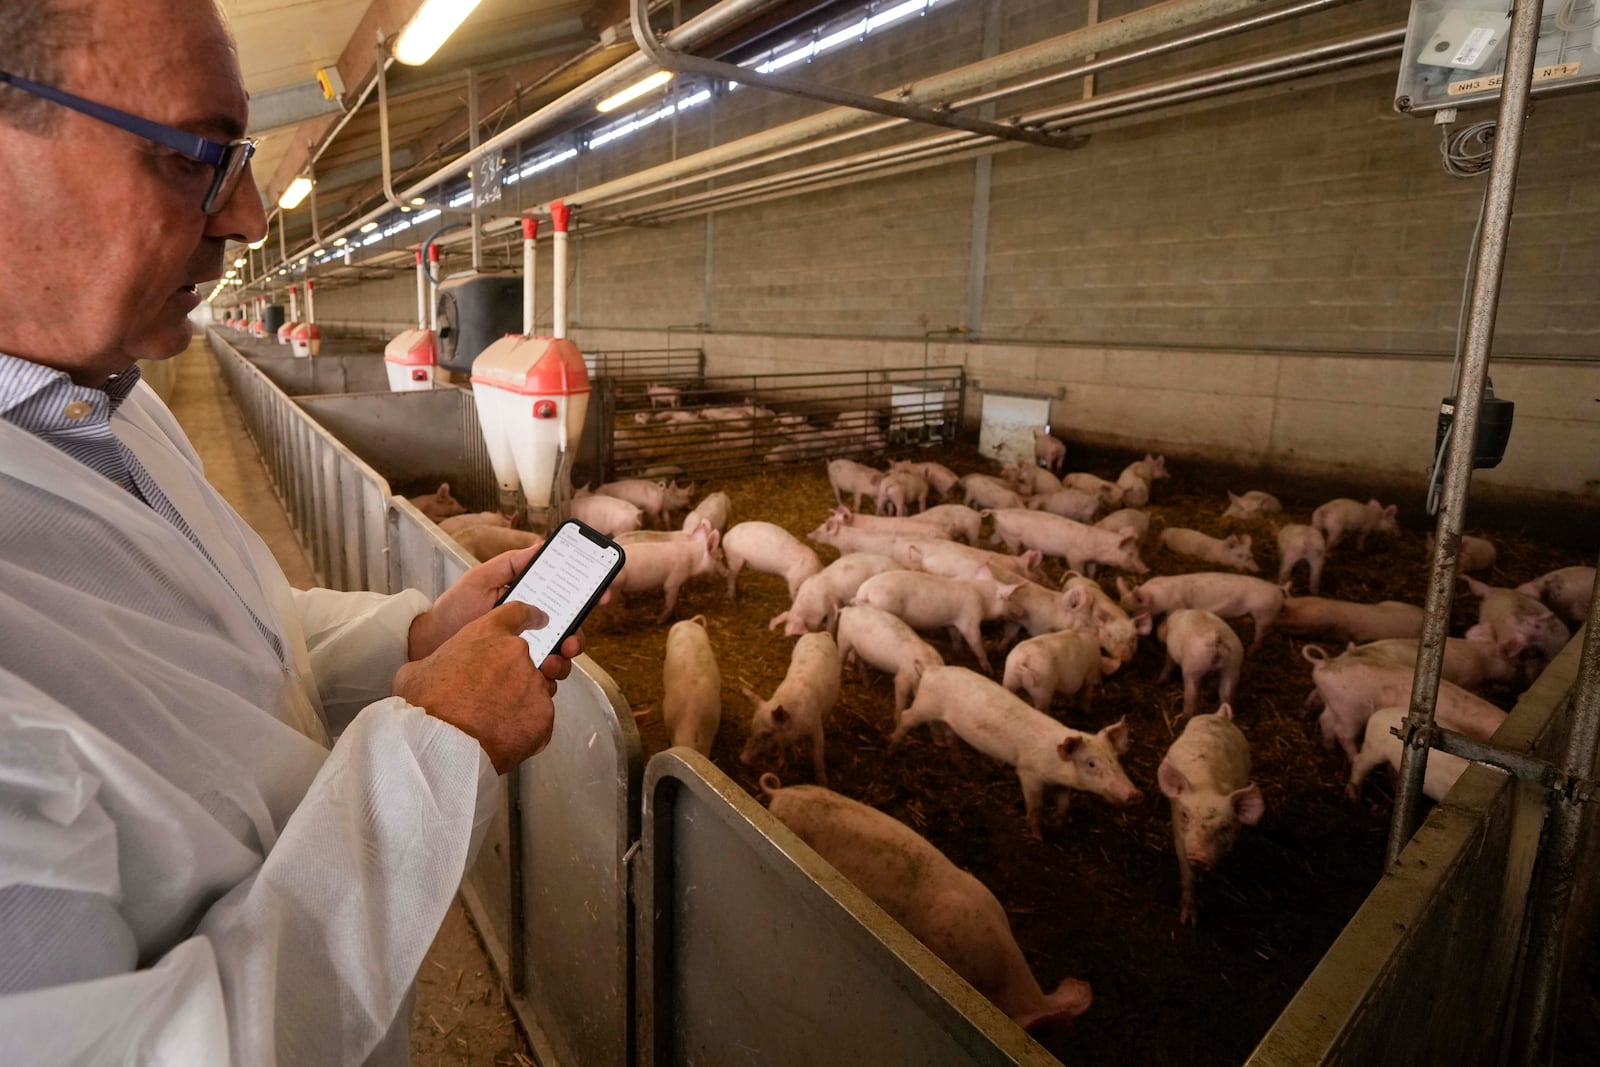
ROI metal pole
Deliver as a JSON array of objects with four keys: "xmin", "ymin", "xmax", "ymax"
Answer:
[
  {"xmin": 1387, "ymin": 0, "xmax": 1544, "ymax": 868},
  {"xmin": 1514, "ymin": 567, "xmax": 1600, "ymax": 1062},
  {"xmin": 468, "ymin": 69, "xmax": 482, "ymax": 274}
]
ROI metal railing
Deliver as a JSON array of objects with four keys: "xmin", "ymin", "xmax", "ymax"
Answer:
[{"xmin": 606, "ymin": 364, "xmax": 965, "ymax": 482}]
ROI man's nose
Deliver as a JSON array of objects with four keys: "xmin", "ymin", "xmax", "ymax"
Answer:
[{"xmin": 207, "ymin": 163, "xmax": 268, "ymax": 245}]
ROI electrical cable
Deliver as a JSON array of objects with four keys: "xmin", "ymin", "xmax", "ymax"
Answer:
[
  {"xmin": 421, "ymin": 223, "xmax": 469, "ymax": 284},
  {"xmin": 1555, "ymin": 0, "xmax": 1600, "ymax": 32},
  {"xmin": 1427, "ymin": 123, "xmax": 1496, "ymax": 514}
]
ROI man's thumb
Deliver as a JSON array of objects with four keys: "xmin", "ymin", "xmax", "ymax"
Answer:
[{"xmin": 489, "ymin": 599, "xmax": 549, "ymax": 633}]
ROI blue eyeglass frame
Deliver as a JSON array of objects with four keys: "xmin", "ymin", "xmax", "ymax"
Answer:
[{"xmin": 0, "ymin": 68, "xmax": 256, "ymax": 215}]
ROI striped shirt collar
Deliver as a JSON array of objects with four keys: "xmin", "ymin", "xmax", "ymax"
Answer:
[{"xmin": 0, "ymin": 352, "xmax": 142, "ymax": 428}]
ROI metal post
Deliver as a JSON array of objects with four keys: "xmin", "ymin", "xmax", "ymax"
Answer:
[
  {"xmin": 1386, "ymin": 0, "xmax": 1544, "ymax": 867},
  {"xmin": 1513, "ymin": 565, "xmax": 1600, "ymax": 1062},
  {"xmin": 468, "ymin": 69, "xmax": 482, "ymax": 273}
]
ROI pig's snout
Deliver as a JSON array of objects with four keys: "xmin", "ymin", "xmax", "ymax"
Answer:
[
  {"xmin": 1187, "ymin": 850, "xmax": 1216, "ymax": 871},
  {"xmin": 739, "ymin": 743, "xmax": 757, "ymax": 766},
  {"xmin": 1117, "ymin": 785, "xmax": 1145, "ymax": 806},
  {"xmin": 1055, "ymin": 978, "xmax": 1093, "ymax": 1017}
]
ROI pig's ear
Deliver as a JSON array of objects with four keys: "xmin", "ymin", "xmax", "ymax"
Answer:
[
  {"xmin": 436, "ymin": 483, "xmax": 452, "ymax": 499},
  {"xmin": 1223, "ymin": 534, "xmax": 1240, "ymax": 547},
  {"xmin": 1383, "ymin": 504, "xmax": 1398, "ymax": 519},
  {"xmin": 1064, "ymin": 586, "xmax": 1089, "ymax": 611},
  {"xmin": 1103, "ymin": 718, "xmax": 1132, "ymax": 753},
  {"xmin": 1215, "ymin": 703, "xmax": 1235, "ymax": 721},
  {"xmin": 706, "ymin": 529, "xmax": 721, "ymax": 552},
  {"xmin": 1057, "ymin": 735, "xmax": 1083, "ymax": 760},
  {"xmin": 1133, "ymin": 612, "xmax": 1154, "ymax": 635},
  {"xmin": 771, "ymin": 706, "xmax": 790, "ymax": 725},
  {"xmin": 976, "ymin": 564, "xmax": 993, "ymax": 581},
  {"xmin": 1116, "ymin": 576, "xmax": 1132, "ymax": 596},
  {"xmin": 1158, "ymin": 758, "xmax": 1188, "ymax": 798},
  {"xmin": 1119, "ymin": 530, "xmax": 1138, "ymax": 545},
  {"xmin": 1227, "ymin": 491, "xmax": 1242, "ymax": 505},
  {"xmin": 1499, "ymin": 633, "xmax": 1527, "ymax": 659},
  {"xmin": 1023, "ymin": 550, "xmax": 1044, "ymax": 572},
  {"xmin": 907, "ymin": 544, "xmax": 923, "ymax": 564},
  {"xmin": 1231, "ymin": 783, "xmax": 1266, "ymax": 826},
  {"xmin": 1465, "ymin": 576, "xmax": 1490, "ymax": 597},
  {"xmin": 1239, "ymin": 535, "xmax": 1252, "ymax": 550}
]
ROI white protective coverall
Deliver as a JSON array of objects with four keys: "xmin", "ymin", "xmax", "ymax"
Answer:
[{"xmin": 0, "ymin": 382, "xmax": 499, "ymax": 1064}]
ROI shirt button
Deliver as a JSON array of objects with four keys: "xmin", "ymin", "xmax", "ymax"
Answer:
[{"xmin": 64, "ymin": 400, "xmax": 93, "ymax": 420}]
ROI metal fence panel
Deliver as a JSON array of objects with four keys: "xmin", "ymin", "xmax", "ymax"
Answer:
[
  {"xmin": 636, "ymin": 750, "xmax": 1056, "ymax": 1067},
  {"xmin": 1249, "ymin": 633, "xmax": 1587, "ymax": 1065}
]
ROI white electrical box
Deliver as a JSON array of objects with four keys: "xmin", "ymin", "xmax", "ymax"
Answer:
[{"xmin": 1396, "ymin": 0, "xmax": 1600, "ymax": 114}]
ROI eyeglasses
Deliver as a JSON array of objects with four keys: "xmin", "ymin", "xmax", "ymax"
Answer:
[{"xmin": 0, "ymin": 69, "xmax": 256, "ymax": 215}]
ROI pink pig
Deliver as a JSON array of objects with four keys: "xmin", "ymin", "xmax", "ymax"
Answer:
[
  {"xmin": 1516, "ymin": 565, "xmax": 1596, "ymax": 626},
  {"xmin": 1116, "ymin": 573, "xmax": 1285, "ymax": 653},
  {"xmin": 1158, "ymin": 528, "xmax": 1259, "ymax": 574},
  {"xmin": 987, "ymin": 508, "xmax": 1147, "ymax": 577},
  {"xmin": 1158, "ymin": 705, "xmax": 1264, "ymax": 925},
  {"xmin": 1311, "ymin": 497, "xmax": 1399, "ymax": 552},
  {"xmin": 740, "ymin": 631, "xmax": 841, "ymax": 786},
  {"xmin": 852, "ymin": 570, "xmax": 994, "ymax": 673},
  {"xmin": 761, "ymin": 777, "xmax": 1093, "ymax": 1032},
  {"xmin": 408, "ymin": 481, "xmax": 468, "ymax": 522},
  {"xmin": 1033, "ymin": 430, "xmax": 1067, "ymax": 474},
  {"xmin": 836, "ymin": 604, "xmax": 945, "ymax": 713},
  {"xmin": 723, "ymin": 521, "xmax": 822, "ymax": 600},
  {"xmin": 1002, "ymin": 630, "xmax": 1117, "ymax": 712},
  {"xmin": 890, "ymin": 666, "xmax": 1143, "ymax": 838},
  {"xmin": 1276, "ymin": 523, "xmax": 1326, "ymax": 595},
  {"xmin": 1157, "ymin": 609, "xmax": 1244, "ymax": 718},
  {"xmin": 770, "ymin": 553, "xmax": 901, "ymax": 637}
]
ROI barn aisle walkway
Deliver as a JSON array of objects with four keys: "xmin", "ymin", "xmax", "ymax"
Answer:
[{"xmin": 159, "ymin": 334, "xmax": 527, "ymax": 1067}]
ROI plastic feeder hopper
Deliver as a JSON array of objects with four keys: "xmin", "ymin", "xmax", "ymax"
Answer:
[
  {"xmin": 385, "ymin": 250, "xmax": 439, "ymax": 391},
  {"xmin": 471, "ymin": 338, "xmax": 589, "ymax": 521}
]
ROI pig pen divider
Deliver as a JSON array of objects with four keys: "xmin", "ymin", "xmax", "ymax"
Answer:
[{"xmin": 210, "ymin": 326, "xmax": 1600, "ymax": 1064}]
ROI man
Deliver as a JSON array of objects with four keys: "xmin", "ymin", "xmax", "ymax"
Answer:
[{"xmin": 0, "ymin": 1, "xmax": 579, "ymax": 1062}]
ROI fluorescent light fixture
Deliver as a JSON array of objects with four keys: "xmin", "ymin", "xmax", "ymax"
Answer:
[
  {"xmin": 360, "ymin": 221, "xmax": 380, "ymax": 233},
  {"xmin": 310, "ymin": 247, "xmax": 323, "ymax": 255},
  {"xmin": 278, "ymin": 176, "xmax": 313, "ymax": 210},
  {"xmin": 247, "ymin": 237, "xmax": 266, "ymax": 250},
  {"xmin": 393, "ymin": 0, "xmax": 484, "ymax": 66},
  {"xmin": 598, "ymin": 70, "xmax": 673, "ymax": 113},
  {"xmin": 278, "ymin": 269, "xmax": 287, "ymax": 276},
  {"xmin": 233, "ymin": 257, "xmax": 246, "ymax": 268},
  {"xmin": 410, "ymin": 196, "xmax": 427, "ymax": 206},
  {"xmin": 333, "ymin": 236, "xmax": 349, "ymax": 246},
  {"xmin": 414, "ymin": 208, "xmax": 441, "ymax": 222},
  {"xmin": 224, "ymin": 269, "xmax": 236, "ymax": 278}
]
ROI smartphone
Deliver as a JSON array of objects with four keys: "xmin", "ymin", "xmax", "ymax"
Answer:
[{"xmin": 496, "ymin": 518, "xmax": 626, "ymax": 666}]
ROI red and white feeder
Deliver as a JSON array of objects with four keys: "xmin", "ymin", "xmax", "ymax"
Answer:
[
  {"xmin": 471, "ymin": 204, "xmax": 588, "ymax": 525},
  {"xmin": 278, "ymin": 285, "xmax": 299, "ymax": 345},
  {"xmin": 290, "ymin": 280, "xmax": 322, "ymax": 358},
  {"xmin": 384, "ymin": 248, "xmax": 439, "ymax": 391},
  {"xmin": 249, "ymin": 297, "xmax": 267, "ymax": 339}
]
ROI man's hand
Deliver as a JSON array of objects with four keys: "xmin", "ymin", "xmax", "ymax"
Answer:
[
  {"xmin": 407, "ymin": 544, "xmax": 540, "ymax": 662},
  {"xmin": 395, "ymin": 600, "xmax": 562, "ymax": 772}
]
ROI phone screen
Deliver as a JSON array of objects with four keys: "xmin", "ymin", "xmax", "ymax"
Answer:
[{"xmin": 497, "ymin": 519, "xmax": 625, "ymax": 666}]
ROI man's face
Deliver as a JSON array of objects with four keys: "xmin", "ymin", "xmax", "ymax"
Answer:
[{"xmin": 0, "ymin": 0, "xmax": 267, "ymax": 384}]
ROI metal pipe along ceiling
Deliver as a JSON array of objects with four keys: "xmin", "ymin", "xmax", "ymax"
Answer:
[
  {"xmin": 605, "ymin": 28, "xmax": 1404, "ymax": 226},
  {"xmin": 552, "ymin": 0, "xmax": 1336, "ymax": 212}
]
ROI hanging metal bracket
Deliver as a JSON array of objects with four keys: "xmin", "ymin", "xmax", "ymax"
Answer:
[
  {"xmin": 1396, "ymin": 721, "xmax": 1600, "ymax": 804},
  {"xmin": 629, "ymin": 0, "xmax": 1082, "ymax": 151}
]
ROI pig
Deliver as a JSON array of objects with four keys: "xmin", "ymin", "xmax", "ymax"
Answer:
[
  {"xmin": 452, "ymin": 526, "xmax": 542, "ymax": 563},
  {"xmin": 1275, "ymin": 597, "xmax": 1424, "ymax": 643},
  {"xmin": 883, "ymin": 470, "xmax": 934, "ymax": 518},
  {"xmin": 1302, "ymin": 647, "xmax": 1506, "ymax": 760},
  {"xmin": 852, "ymin": 570, "xmax": 994, "ymax": 672},
  {"xmin": 437, "ymin": 511, "xmax": 511, "ymax": 535},
  {"xmin": 828, "ymin": 507, "xmax": 953, "ymax": 544},
  {"xmin": 769, "ymin": 553, "xmax": 902, "ymax": 637},
  {"xmin": 1348, "ymin": 623, "xmax": 1520, "ymax": 688},
  {"xmin": 959, "ymin": 473, "xmax": 1027, "ymax": 512},
  {"xmin": 1346, "ymin": 706, "xmax": 1471, "ymax": 803},
  {"xmin": 409, "ymin": 482, "xmax": 468, "ymax": 522},
  {"xmin": 889, "ymin": 666, "xmax": 1143, "ymax": 838},
  {"xmin": 1311, "ymin": 497, "xmax": 1399, "ymax": 552},
  {"xmin": 1221, "ymin": 490, "xmax": 1282, "ymax": 520},
  {"xmin": 1158, "ymin": 528, "xmax": 1260, "ymax": 574},
  {"xmin": 1426, "ymin": 531, "xmax": 1497, "ymax": 573},
  {"xmin": 646, "ymin": 381, "xmax": 681, "ymax": 408},
  {"xmin": 987, "ymin": 508, "xmax": 1148, "ymax": 576},
  {"xmin": 889, "ymin": 459, "xmax": 960, "ymax": 501},
  {"xmin": 1063, "ymin": 574, "xmax": 1145, "ymax": 667},
  {"xmin": 656, "ymin": 615, "xmax": 722, "ymax": 756},
  {"xmin": 1116, "ymin": 573, "xmax": 1285, "ymax": 653},
  {"xmin": 1003, "ymin": 461, "xmax": 1061, "ymax": 496},
  {"xmin": 596, "ymin": 478, "xmax": 695, "ymax": 527},
  {"xmin": 827, "ymin": 459, "xmax": 884, "ymax": 510},
  {"xmin": 1276, "ymin": 523, "xmax": 1326, "ymax": 594},
  {"xmin": 1026, "ymin": 488, "xmax": 1100, "ymax": 523},
  {"xmin": 1125, "ymin": 454, "xmax": 1169, "ymax": 483},
  {"xmin": 893, "ymin": 539, "xmax": 1047, "ymax": 585},
  {"xmin": 1033, "ymin": 430, "xmax": 1067, "ymax": 474},
  {"xmin": 723, "ymin": 521, "xmax": 822, "ymax": 600},
  {"xmin": 760, "ymin": 778, "xmax": 1093, "ymax": 1032},
  {"xmin": 681, "ymin": 490, "xmax": 731, "ymax": 535},
  {"xmin": 612, "ymin": 523, "xmax": 727, "ymax": 624},
  {"xmin": 1002, "ymin": 630, "xmax": 1117, "ymax": 713},
  {"xmin": 1517, "ymin": 565, "xmax": 1596, "ymax": 626},
  {"xmin": 739, "ymin": 632, "xmax": 840, "ymax": 785},
  {"xmin": 914, "ymin": 504, "xmax": 985, "ymax": 545},
  {"xmin": 571, "ymin": 493, "xmax": 645, "ymax": 537},
  {"xmin": 807, "ymin": 516, "xmax": 909, "ymax": 558},
  {"xmin": 1465, "ymin": 576, "xmax": 1572, "ymax": 669},
  {"xmin": 1158, "ymin": 705, "xmax": 1264, "ymax": 925},
  {"xmin": 996, "ymin": 580, "xmax": 1097, "ymax": 646},
  {"xmin": 836, "ymin": 605, "xmax": 945, "ymax": 713},
  {"xmin": 1096, "ymin": 509, "xmax": 1150, "ymax": 541},
  {"xmin": 1114, "ymin": 469, "xmax": 1150, "ymax": 508},
  {"xmin": 1060, "ymin": 472, "xmax": 1123, "ymax": 508},
  {"xmin": 1157, "ymin": 609, "xmax": 1244, "ymax": 718}
]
